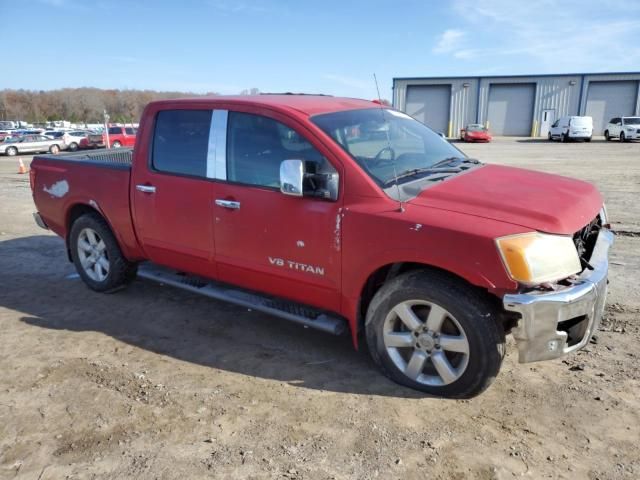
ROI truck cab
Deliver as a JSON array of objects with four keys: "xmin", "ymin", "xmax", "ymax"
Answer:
[{"xmin": 30, "ymin": 95, "xmax": 612, "ymax": 398}]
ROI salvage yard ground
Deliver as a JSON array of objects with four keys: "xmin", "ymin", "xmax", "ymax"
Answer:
[{"xmin": 1, "ymin": 137, "xmax": 639, "ymax": 479}]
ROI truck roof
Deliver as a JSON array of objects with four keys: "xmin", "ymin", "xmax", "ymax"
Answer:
[{"xmin": 151, "ymin": 94, "xmax": 379, "ymax": 116}]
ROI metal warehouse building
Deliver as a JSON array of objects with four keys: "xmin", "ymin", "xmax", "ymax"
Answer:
[{"xmin": 393, "ymin": 72, "xmax": 640, "ymax": 137}]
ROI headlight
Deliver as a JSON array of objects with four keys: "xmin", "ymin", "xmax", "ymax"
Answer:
[{"xmin": 496, "ymin": 232, "xmax": 581, "ymax": 285}]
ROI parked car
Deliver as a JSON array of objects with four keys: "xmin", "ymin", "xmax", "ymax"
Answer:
[
  {"xmin": 604, "ymin": 116, "xmax": 640, "ymax": 142},
  {"xmin": 0, "ymin": 130, "xmax": 13, "ymax": 142},
  {"xmin": 548, "ymin": 116, "xmax": 593, "ymax": 142},
  {"xmin": 44, "ymin": 130, "xmax": 92, "ymax": 151},
  {"xmin": 82, "ymin": 126, "xmax": 137, "ymax": 149},
  {"xmin": 30, "ymin": 95, "xmax": 611, "ymax": 398},
  {"xmin": 0, "ymin": 134, "xmax": 66, "ymax": 156},
  {"xmin": 460, "ymin": 124, "xmax": 492, "ymax": 142}
]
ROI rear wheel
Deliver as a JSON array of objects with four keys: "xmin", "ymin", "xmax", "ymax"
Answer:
[
  {"xmin": 365, "ymin": 270, "xmax": 505, "ymax": 398},
  {"xmin": 585, "ymin": 137, "xmax": 592, "ymax": 142},
  {"xmin": 68, "ymin": 142, "xmax": 79, "ymax": 151},
  {"xmin": 69, "ymin": 213, "xmax": 137, "ymax": 292},
  {"xmin": 6, "ymin": 146, "xmax": 18, "ymax": 156},
  {"xmin": 112, "ymin": 141, "xmax": 122, "ymax": 148},
  {"xmin": 561, "ymin": 133, "xmax": 569, "ymax": 143},
  {"xmin": 547, "ymin": 132, "xmax": 552, "ymax": 141}
]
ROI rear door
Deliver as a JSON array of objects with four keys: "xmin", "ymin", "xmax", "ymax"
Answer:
[
  {"xmin": 213, "ymin": 109, "xmax": 343, "ymax": 312},
  {"xmin": 131, "ymin": 108, "xmax": 220, "ymax": 278}
]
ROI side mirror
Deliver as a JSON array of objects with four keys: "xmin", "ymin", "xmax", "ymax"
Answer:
[
  {"xmin": 280, "ymin": 159, "xmax": 304, "ymax": 197},
  {"xmin": 438, "ymin": 132, "xmax": 446, "ymax": 138}
]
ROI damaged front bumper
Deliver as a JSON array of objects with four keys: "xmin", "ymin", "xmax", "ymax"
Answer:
[{"xmin": 503, "ymin": 229, "xmax": 614, "ymax": 363}]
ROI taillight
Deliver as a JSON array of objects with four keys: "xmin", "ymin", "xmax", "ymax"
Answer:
[{"xmin": 29, "ymin": 167, "xmax": 36, "ymax": 192}]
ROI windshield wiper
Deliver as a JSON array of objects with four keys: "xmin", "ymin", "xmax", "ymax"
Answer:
[
  {"xmin": 383, "ymin": 167, "xmax": 461, "ymax": 187},
  {"xmin": 430, "ymin": 156, "xmax": 481, "ymax": 169}
]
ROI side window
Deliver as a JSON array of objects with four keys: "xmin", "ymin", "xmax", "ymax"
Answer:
[
  {"xmin": 227, "ymin": 111, "xmax": 334, "ymax": 188},
  {"xmin": 125, "ymin": 127, "xmax": 135, "ymax": 135},
  {"xmin": 108, "ymin": 127, "xmax": 122, "ymax": 135},
  {"xmin": 152, "ymin": 109, "xmax": 212, "ymax": 177}
]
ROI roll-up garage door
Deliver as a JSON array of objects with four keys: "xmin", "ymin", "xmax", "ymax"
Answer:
[
  {"xmin": 487, "ymin": 83, "xmax": 535, "ymax": 136},
  {"xmin": 405, "ymin": 85, "xmax": 451, "ymax": 134},
  {"xmin": 585, "ymin": 81, "xmax": 638, "ymax": 134}
]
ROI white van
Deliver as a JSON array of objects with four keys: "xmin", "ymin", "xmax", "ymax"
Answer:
[{"xmin": 548, "ymin": 116, "xmax": 593, "ymax": 142}]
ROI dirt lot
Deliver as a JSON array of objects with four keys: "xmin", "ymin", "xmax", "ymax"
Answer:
[{"xmin": 1, "ymin": 138, "xmax": 639, "ymax": 479}]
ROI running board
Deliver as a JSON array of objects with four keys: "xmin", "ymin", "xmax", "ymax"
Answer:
[{"xmin": 137, "ymin": 263, "xmax": 347, "ymax": 336}]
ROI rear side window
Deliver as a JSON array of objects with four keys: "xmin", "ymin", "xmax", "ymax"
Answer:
[
  {"xmin": 152, "ymin": 110, "xmax": 212, "ymax": 177},
  {"xmin": 108, "ymin": 127, "xmax": 122, "ymax": 135},
  {"xmin": 227, "ymin": 111, "xmax": 328, "ymax": 188},
  {"xmin": 125, "ymin": 127, "xmax": 136, "ymax": 135}
]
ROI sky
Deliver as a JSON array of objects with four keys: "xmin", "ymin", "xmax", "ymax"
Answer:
[{"xmin": 2, "ymin": 0, "xmax": 640, "ymax": 99}]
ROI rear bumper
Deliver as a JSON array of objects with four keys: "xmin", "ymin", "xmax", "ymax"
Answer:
[
  {"xmin": 503, "ymin": 229, "xmax": 613, "ymax": 363},
  {"xmin": 33, "ymin": 212, "xmax": 49, "ymax": 230}
]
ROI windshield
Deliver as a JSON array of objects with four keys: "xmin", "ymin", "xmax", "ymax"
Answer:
[
  {"xmin": 311, "ymin": 108, "xmax": 465, "ymax": 187},
  {"xmin": 624, "ymin": 117, "xmax": 640, "ymax": 125},
  {"xmin": 466, "ymin": 124, "xmax": 487, "ymax": 132}
]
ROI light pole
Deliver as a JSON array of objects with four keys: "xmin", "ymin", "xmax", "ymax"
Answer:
[{"xmin": 103, "ymin": 110, "xmax": 111, "ymax": 149}]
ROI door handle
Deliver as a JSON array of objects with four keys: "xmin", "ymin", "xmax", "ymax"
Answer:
[
  {"xmin": 136, "ymin": 184, "xmax": 156, "ymax": 194},
  {"xmin": 215, "ymin": 199, "xmax": 241, "ymax": 210}
]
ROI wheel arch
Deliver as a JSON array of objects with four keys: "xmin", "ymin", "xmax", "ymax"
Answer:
[
  {"xmin": 353, "ymin": 261, "xmax": 503, "ymax": 348},
  {"xmin": 65, "ymin": 203, "xmax": 116, "ymax": 261}
]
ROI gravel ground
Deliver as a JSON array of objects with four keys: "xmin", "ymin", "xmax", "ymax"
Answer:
[{"xmin": 0, "ymin": 137, "xmax": 639, "ymax": 479}]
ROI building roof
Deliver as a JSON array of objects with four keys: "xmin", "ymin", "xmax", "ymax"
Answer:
[
  {"xmin": 153, "ymin": 94, "xmax": 379, "ymax": 116},
  {"xmin": 393, "ymin": 71, "xmax": 640, "ymax": 82}
]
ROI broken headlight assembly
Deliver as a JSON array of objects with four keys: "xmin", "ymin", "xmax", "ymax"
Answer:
[{"xmin": 496, "ymin": 232, "xmax": 582, "ymax": 286}]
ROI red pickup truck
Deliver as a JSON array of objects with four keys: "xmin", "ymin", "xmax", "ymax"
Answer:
[
  {"xmin": 30, "ymin": 95, "xmax": 612, "ymax": 398},
  {"xmin": 80, "ymin": 125, "xmax": 137, "ymax": 149}
]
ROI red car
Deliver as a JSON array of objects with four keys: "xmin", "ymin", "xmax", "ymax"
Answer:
[
  {"xmin": 30, "ymin": 95, "xmax": 611, "ymax": 398},
  {"xmin": 80, "ymin": 125, "xmax": 137, "ymax": 149},
  {"xmin": 460, "ymin": 124, "xmax": 492, "ymax": 142}
]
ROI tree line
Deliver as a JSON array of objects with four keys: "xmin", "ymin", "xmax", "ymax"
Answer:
[{"xmin": 0, "ymin": 87, "xmax": 222, "ymax": 124}]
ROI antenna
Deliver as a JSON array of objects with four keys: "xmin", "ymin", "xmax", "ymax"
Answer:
[{"xmin": 373, "ymin": 73, "xmax": 404, "ymax": 212}]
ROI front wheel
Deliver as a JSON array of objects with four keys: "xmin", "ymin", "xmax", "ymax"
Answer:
[
  {"xmin": 69, "ymin": 213, "xmax": 137, "ymax": 292},
  {"xmin": 112, "ymin": 141, "xmax": 122, "ymax": 148},
  {"xmin": 49, "ymin": 144, "xmax": 60, "ymax": 154},
  {"xmin": 547, "ymin": 132, "xmax": 552, "ymax": 141},
  {"xmin": 561, "ymin": 133, "xmax": 569, "ymax": 143},
  {"xmin": 604, "ymin": 130, "xmax": 611, "ymax": 141},
  {"xmin": 6, "ymin": 146, "xmax": 18, "ymax": 156},
  {"xmin": 585, "ymin": 137, "xmax": 592, "ymax": 142},
  {"xmin": 365, "ymin": 270, "xmax": 505, "ymax": 398},
  {"xmin": 620, "ymin": 132, "xmax": 626, "ymax": 142},
  {"xmin": 68, "ymin": 142, "xmax": 79, "ymax": 151}
]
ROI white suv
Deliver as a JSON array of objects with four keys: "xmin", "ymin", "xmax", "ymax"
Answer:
[{"xmin": 604, "ymin": 117, "xmax": 640, "ymax": 142}]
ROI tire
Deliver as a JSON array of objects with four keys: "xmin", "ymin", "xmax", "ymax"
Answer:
[
  {"xmin": 68, "ymin": 142, "xmax": 78, "ymax": 152},
  {"xmin": 49, "ymin": 144, "xmax": 60, "ymax": 154},
  {"xmin": 585, "ymin": 137, "xmax": 592, "ymax": 142},
  {"xmin": 365, "ymin": 269, "xmax": 505, "ymax": 398},
  {"xmin": 112, "ymin": 141, "xmax": 122, "ymax": 148},
  {"xmin": 561, "ymin": 133, "xmax": 569, "ymax": 143},
  {"xmin": 547, "ymin": 132, "xmax": 552, "ymax": 141},
  {"xmin": 604, "ymin": 130, "xmax": 611, "ymax": 141},
  {"xmin": 69, "ymin": 212, "xmax": 137, "ymax": 293},
  {"xmin": 6, "ymin": 146, "xmax": 18, "ymax": 156},
  {"xmin": 620, "ymin": 132, "xmax": 626, "ymax": 142}
]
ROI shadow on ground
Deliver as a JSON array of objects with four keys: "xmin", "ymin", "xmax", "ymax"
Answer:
[{"xmin": 0, "ymin": 235, "xmax": 424, "ymax": 399}]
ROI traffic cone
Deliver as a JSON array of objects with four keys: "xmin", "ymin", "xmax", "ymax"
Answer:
[{"xmin": 18, "ymin": 158, "xmax": 27, "ymax": 174}]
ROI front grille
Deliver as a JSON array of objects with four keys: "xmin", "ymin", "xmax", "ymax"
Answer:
[{"xmin": 573, "ymin": 215, "xmax": 601, "ymax": 264}]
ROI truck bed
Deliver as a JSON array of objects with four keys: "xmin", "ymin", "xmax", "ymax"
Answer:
[
  {"xmin": 34, "ymin": 148, "xmax": 133, "ymax": 169},
  {"xmin": 31, "ymin": 148, "xmax": 143, "ymax": 261}
]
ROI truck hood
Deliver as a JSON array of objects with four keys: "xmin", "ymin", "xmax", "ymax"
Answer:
[{"xmin": 408, "ymin": 164, "xmax": 602, "ymax": 234}]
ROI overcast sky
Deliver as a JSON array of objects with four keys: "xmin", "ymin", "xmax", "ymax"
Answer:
[{"xmin": 3, "ymin": 0, "xmax": 640, "ymax": 99}]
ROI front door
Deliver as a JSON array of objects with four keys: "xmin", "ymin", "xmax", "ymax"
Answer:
[
  {"xmin": 540, "ymin": 109, "xmax": 555, "ymax": 137},
  {"xmin": 131, "ymin": 108, "xmax": 218, "ymax": 278},
  {"xmin": 213, "ymin": 110, "xmax": 343, "ymax": 312}
]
